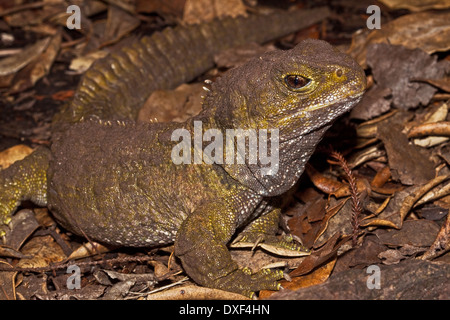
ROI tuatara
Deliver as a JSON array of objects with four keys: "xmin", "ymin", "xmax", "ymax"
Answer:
[{"xmin": 0, "ymin": 9, "xmax": 366, "ymax": 297}]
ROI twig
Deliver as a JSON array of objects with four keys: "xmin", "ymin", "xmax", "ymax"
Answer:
[
  {"xmin": 0, "ymin": 255, "xmax": 155, "ymax": 273},
  {"xmin": 330, "ymin": 150, "xmax": 363, "ymax": 247},
  {"xmin": 0, "ymin": 1, "xmax": 60, "ymax": 18}
]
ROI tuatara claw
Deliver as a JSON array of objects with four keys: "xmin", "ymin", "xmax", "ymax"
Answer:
[{"xmin": 230, "ymin": 233, "xmax": 311, "ymax": 257}]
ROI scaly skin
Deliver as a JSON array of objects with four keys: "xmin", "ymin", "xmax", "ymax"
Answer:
[
  {"xmin": 0, "ymin": 11, "xmax": 365, "ymax": 297},
  {"xmin": 53, "ymin": 7, "xmax": 330, "ymax": 127}
]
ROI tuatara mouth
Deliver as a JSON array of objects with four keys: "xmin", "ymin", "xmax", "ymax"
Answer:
[{"xmin": 278, "ymin": 92, "xmax": 365, "ymax": 144}]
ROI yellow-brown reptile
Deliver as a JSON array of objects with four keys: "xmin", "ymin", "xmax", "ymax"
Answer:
[{"xmin": 0, "ymin": 8, "xmax": 366, "ymax": 297}]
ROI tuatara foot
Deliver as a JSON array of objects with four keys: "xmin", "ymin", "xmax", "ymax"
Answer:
[
  {"xmin": 213, "ymin": 267, "xmax": 284, "ymax": 298},
  {"xmin": 231, "ymin": 232, "xmax": 310, "ymax": 257},
  {"xmin": 231, "ymin": 208, "xmax": 310, "ymax": 256},
  {"xmin": 0, "ymin": 147, "xmax": 50, "ymax": 237},
  {"xmin": 175, "ymin": 201, "xmax": 308, "ymax": 297}
]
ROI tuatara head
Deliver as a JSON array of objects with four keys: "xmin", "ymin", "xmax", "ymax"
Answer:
[
  {"xmin": 201, "ymin": 39, "xmax": 366, "ymax": 195},
  {"xmin": 206, "ymin": 39, "xmax": 366, "ymax": 137}
]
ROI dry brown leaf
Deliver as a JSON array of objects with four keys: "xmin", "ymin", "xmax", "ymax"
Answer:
[
  {"xmin": 375, "ymin": 220, "xmax": 440, "ymax": 248},
  {"xmin": 400, "ymin": 175, "xmax": 450, "ymax": 223},
  {"xmin": 79, "ymin": 0, "xmax": 108, "ymax": 17},
  {"xmin": 422, "ymin": 213, "xmax": 450, "ymax": 260},
  {"xmin": 349, "ymin": 11, "xmax": 450, "ymax": 67},
  {"xmin": 378, "ymin": 249, "xmax": 405, "ymax": 265},
  {"xmin": 3, "ymin": 7, "xmax": 43, "ymax": 27},
  {"xmin": 288, "ymin": 259, "xmax": 336, "ymax": 288},
  {"xmin": 105, "ymin": 0, "xmax": 136, "ymax": 14},
  {"xmin": 136, "ymin": 0, "xmax": 186, "ymax": 17},
  {"xmin": 7, "ymin": 209, "xmax": 39, "ymax": 250},
  {"xmin": 415, "ymin": 181, "xmax": 450, "ymax": 208},
  {"xmin": 138, "ymin": 83, "xmax": 204, "ymax": 123},
  {"xmin": 304, "ymin": 196, "xmax": 327, "ymax": 223},
  {"xmin": 0, "ymin": 260, "xmax": 16, "ymax": 300},
  {"xmin": 379, "ymin": 0, "xmax": 450, "ymax": 12},
  {"xmin": 362, "ymin": 175, "xmax": 450, "ymax": 229},
  {"xmin": 377, "ymin": 112, "xmax": 435, "ymax": 185},
  {"xmin": 2, "ymin": 1, "xmax": 65, "ymax": 27},
  {"xmin": 147, "ymin": 284, "xmax": 249, "ymax": 300},
  {"xmin": 9, "ymin": 31, "xmax": 61, "ymax": 94},
  {"xmin": 0, "ymin": 246, "xmax": 29, "ymax": 259},
  {"xmin": 313, "ymin": 199, "xmax": 349, "ymax": 247},
  {"xmin": 259, "ymin": 259, "xmax": 336, "ymax": 299},
  {"xmin": 149, "ymin": 260, "xmax": 171, "ymax": 279},
  {"xmin": 66, "ymin": 241, "xmax": 110, "ymax": 260},
  {"xmin": 350, "ymin": 86, "xmax": 392, "ymax": 120},
  {"xmin": 290, "ymin": 233, "xmax": 349, "ymax": 277},
  {"xmin": 410, "ymin": 102, "xmax": 449, "ymax": 147},
  {"xmin": 101, "ymin": 5, "xmax": 140, "ymax": 47},
  {"xmin": 17, "ymin": 235, "xmax": 67, "ymax": 269},
  {"xmin": 371, "ymin": 166, "xmax": 391, "ymax": 188},
  {"xmin": 413, "ymin": 77, "xmax": 450, "ymax": 93},
  {"xmin": 101, "ymin": 269, "xmax": 156, "ymax": 283},
  {"xmin": 347, "ymin": 145, "xmax": 385, "ymax": 168},
  {"xmin": 305, "ymin": 163, "xmax": 344, "ymax": 195},
  {"xmin": 0, "ymin": 37, "xmax": 50, "ymax": 76},
  {"xmin": 409, "ymin": 121, "xmax": 450, "ymax": 138},
  {"xmin": 0, "ymin": 73, "xmax": 14, "ymax": 88},
  {"xmin": 183, "ymin": 0, "xmax": 247, "ymax": 24},
  {"xmin": 367, "ymin": 43, "xmax": 449, "ymax": 110},
  {"xmin": 214, "ymin": 43, "xmax": 273, "ymax": 69},
  {"xmin": 69, "ymin": 50, "xmax": 110, "ymax": 73},
  {"xmin": 331, "ymin": 179, "xmax": 371, "ymax": 199},
  {"xmin": 0, "ymin": 144, "xmax": 33, "ymax": 169}
]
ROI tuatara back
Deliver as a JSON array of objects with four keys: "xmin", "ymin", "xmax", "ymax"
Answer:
[{"xmin": 54, "ymin": 8, "xmax": 330, "ymax": 127}]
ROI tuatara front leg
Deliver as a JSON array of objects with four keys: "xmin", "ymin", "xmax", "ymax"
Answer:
[
  {"xmin": 174, "ymin": 198, "xmax": 284, "ymax": 298},
  {"xmin": 0, "ymin": 147, "xmax": 49, "ymax": 233},
  {"xmin": 231, "ymin": 208, "xmax": 310, "ymax": 257}
]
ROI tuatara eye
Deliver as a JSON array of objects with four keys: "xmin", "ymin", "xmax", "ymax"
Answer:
[{"xmin": 284, "ymin": 75, "xmax": 311, "ymax": 90}]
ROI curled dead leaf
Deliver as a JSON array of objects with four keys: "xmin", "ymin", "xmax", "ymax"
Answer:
[
  {"xmin": 16, "ymin": 235, "xmax": 67, "ymax": 269},
  {"xmin": 66, "ymin": 242, "xmax": 110, "ymax": 260},
  {"xmin": 421, "ymin": 213, "xmax": 450, "ymax": 260},
  {"xmin": 259, "ymin": 259, "xmax": 336, "ymax": 299},
  {"xmin": 408, "ymin": 121, "xmax": 450, "ymax": 138},
  {"xmin": 0, "ymin": 145, "xmax": 33, "ymax": 169},
  {"xmin": 9, "ymin": 31, "xmax": 61, "ymax": 94},
  {"xmin": 183, "ymin": 0, "xmax": 247, "ymax": 24},
  {"xmin": 147, "ymin": 284, "xmax": 249, "ymax": 300},
  {"xmin": 290, "ymin": 233, "xmax": 349, "ymax": 278},
  {"xmin": 305, "ymin": 163, "xmax": 344, "ymax": 195},
  {"xmin": 349, "ymin": 11, "xmax": 450, "ymax": 67},
  {"xmin": 0, "ymin": 261, "xmax": 16, "ymax": 300},
  {"xmin": 362, "ymin": 175, "xmax": 450, "ymax": 229},
  {"xmin": 371, "ymin": 166, "xmax": 391, "ymax": 188},
  {"xmin": 379, "ymin": 0, "xmax": 450, "ymax": 12},
  {"xmin": 412, "ymin": 77, "xmax": 450, "ymax": 93},
  {"xmin": 0, "ymin": 37, "xmax": 50, "ymax": 76}
]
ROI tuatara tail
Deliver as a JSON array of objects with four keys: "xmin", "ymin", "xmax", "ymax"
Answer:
[{"xmin": 53, "ymin": 7, "xmax": 330, "ymax": 127}]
